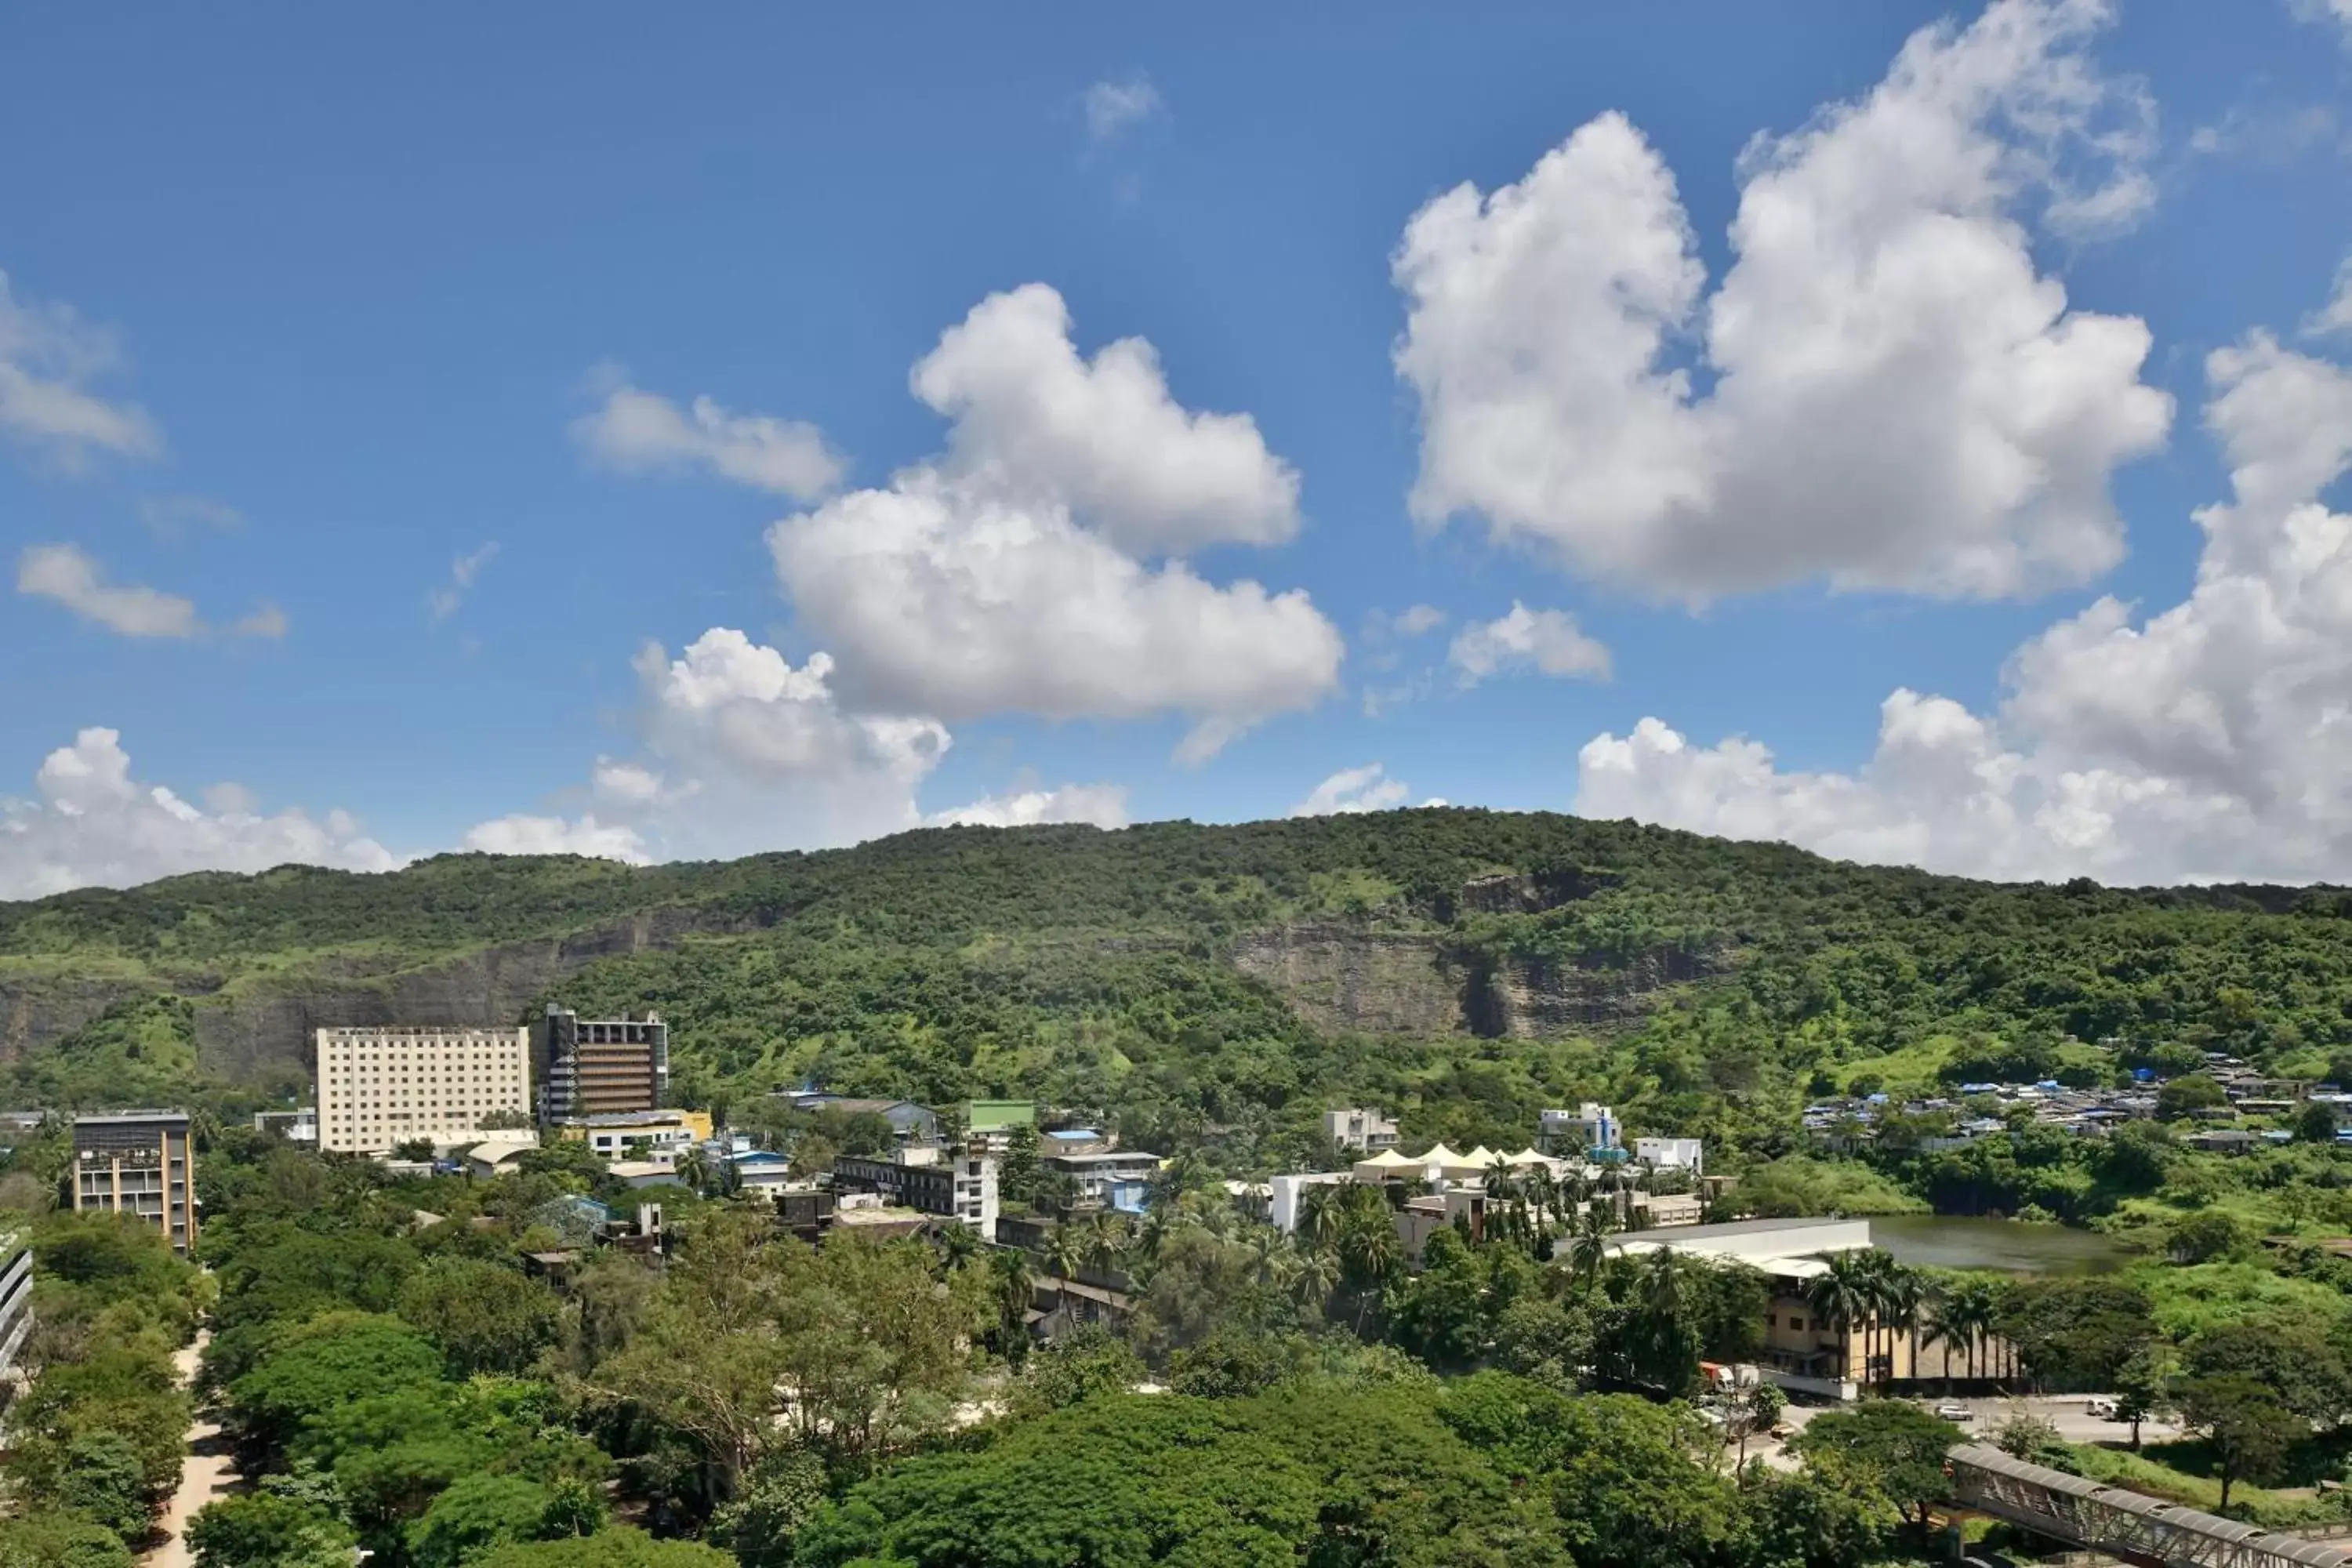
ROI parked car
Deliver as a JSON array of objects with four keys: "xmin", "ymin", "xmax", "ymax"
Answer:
[
  {"xmin": 1933, "ymin": 1403, "xmax": 1975, "ymax": 1421},
  {"xmin": 2085, "ymin": 1398, "xmax": 2118, "ymax": 1420}
]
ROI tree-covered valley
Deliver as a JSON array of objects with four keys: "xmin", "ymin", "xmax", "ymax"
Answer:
[{"xmin": 9, "ymin": 809, "xmax": 2352, "ymax": 1565}]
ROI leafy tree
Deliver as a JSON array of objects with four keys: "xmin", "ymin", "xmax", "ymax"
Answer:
[
  {"xmin": 1790, "ymin": 1401, "xmax": 1961, "ymax": 1534},
  {"xmin": 228, "ymin": 1312, "xmax": 445, "ymax": 1457},
  {"xmin": 2157, "ymin": 1075, "xmax": 2229, "ymax": 1120},
  {"xmin": 1018, "ymin": 1322, "xmax": 1144, "ymax": 1411},
  {"xmin": 2113, "ymin": 1345, "xmax": 2177, "ymax": 1452},
  {"xmin": 0, "ymin": 1514, "xmax": 137, "ymax": 1568},
  {"xmin": 187, "ymin": 1493, "xmax": 358, "ymax": 1568},
  {"xmin": 2185, "ymin": 1319, "xmax": 2352, "ymax": 1428},
  {"xmin": 2176, "ymin": 1374, "xmax": 2307, "ymax": 1512},
  {"xmin": 2297, "ymin": 1102, "xmax": 2340, "ymax": 1145},
  {"xmin": 475, "ymin": 1528, "xmax": 734, "ymax": 1566},
  {"xmin": 407, "ymin": 1472, "xmax": 555, "ymax": 1568},
  {"xmin": 56, "ymin": 1429, "xmax": 153, "ymax": 1540},
  {"xmin": 1994, "ymin": 1279, "xmax": 2155, "ymax": 1392},
  {"xmin": 397, "ymin": 1258, "xmax": 564, "ymax": 1375},
  {"xmin": 708, "ymin": 1447, "xmax": 828, "ymax": 1568}
]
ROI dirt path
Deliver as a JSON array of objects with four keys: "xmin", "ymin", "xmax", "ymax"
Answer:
[{"xmin": 143, "ymin": 1331, "xmax": 237, "ymax": 1568}]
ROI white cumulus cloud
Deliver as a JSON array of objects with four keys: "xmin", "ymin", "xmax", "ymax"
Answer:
[
  {"xmin": 0, "ymin": 272, "xmax": 161, "ymax": 470},
  {"xmin": 0, "ymin": 728, "xmax": 396, "ymax": 898},
  {"xmin": 1395, "ymin": 0, "xmax": 2169, "ymax": 604},
  {"xmin": 1083, "ymin": 75, "xmax": 1164, "ymax": 143},
  {"xmin": 1290, "ymin": 764, "xmax": 1412, "ymax": 818},
  {"xmin": 1449, "ymin": 601, "xmax": 1611, "ymax": 685},
  {"xmin": 1575, "ymin": 314, "xmax": 2352, "ymax": 885},
  {"xmin": 575, "ymin": 377, "xmax": 844, "ymax": 500},
  {"xmin": 768, "ymin": 285, "xmax": 1341, "ymax": 760},
  {"xmin": 469, "ymin": 627, "xmax": 953, "ymax": 865},
  {"xmin": 927, "ymin": 783, "xmax": 1131, "ymax": 830}
]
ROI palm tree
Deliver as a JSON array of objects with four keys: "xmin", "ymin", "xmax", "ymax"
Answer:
[
  {"xmin": 1082, "ymin": 1211, "xmax": 1127, "ymax": 1275},
  {"xmin": 673, "ymin": 1143, "xmax": 712, "ymax": 1196},
  {"xmin": 1569, "ymin": 1205, "xmax": 1614, "ymax": 1296},
  {"xmin": 1804, "ymin": 1251, "xmax": 1875, "ymax": 1389},
  {"xmin": 1523, "ymin": 1166, "xmax": 1559, "ymax": 1247},
  {"xmin": 989, "ymin": 1247, "xmax": 1035, "ymax": 1342},
  {"xmin": 934, "ymin": 1219, "xmax": 981, "ymax": 1275},
  {"xmin": 1880, "ymin": 1265, "xmax": 1925, "ymax": 1390},
  {"xmin": 1936, "ymin": 1278, "xmax": 1999, "ymax": 1386},
  {"xmin": 1292, "ymin": 1244, "xmax": 1342, "ymax": 1317},
  {"xmin": 1044, "ymin": 1225, "xmax": 1084, "ymax": 1310},
  {"xmin": 1341, "ymin": 1213, "xmax": 1403, "ymax": 1331},
  {"xmin": 1298, "ymin": 1182, "xmax": 1346, "ymax": 1250},
  {"xmin": 1921, "ymin": 1283, "xmax": 1963, "ymax": 1392}
]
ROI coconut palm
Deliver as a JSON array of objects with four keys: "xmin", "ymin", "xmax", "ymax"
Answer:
[
  {"xmin": 673, "ymin": 1143, "xmax": 713, "ymax": 1196},
  {"xmin": 1341, "ymin": 1213, "xmax": 1403, "ymax": 1331},
  {"xmin": 1804, "ymin": 1251, "xmax": 1876, "ymax": 1388},
  {"xmin": 1568, "ymin": 1205, "xmax": 1614, "ymax": 1295},
  {"xmin": 934, "ymin": 1218, "xmax": 981, "ymax": 1274},
  {"xmin": 1922, "ymin": 1283, "xmax": 1962, "ymax": 1392},
  {"xmin": 1879, "ymin": 1265, "xmax": 1926, "ymax": 1390},
  {"xmin": 1082, "ymin": 1212, "xmax": 1127, "ymax": 1274},
  {"xmin": 1936, "ymin": 1277, "xmax": 2001, "ymax": 1386},
  {"xmin": 1298, "ymin": 1182, "xmax": 1347, "ymax": 1250},
  {"xmin": 989, "ymin": 1247, "xmax": 1036, "ymax": 1342},
  {"xmin": 1044, "ymin": 1225, "xmax": 1085, "ymax": 1308},
  {"xmin": 1292, "ymin": 1244, "xmax": 1342, "ymax": 1316}
]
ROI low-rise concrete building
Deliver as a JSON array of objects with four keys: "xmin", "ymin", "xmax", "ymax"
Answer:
[
  {"xmin": 1323, "ymin": 1107, "xmax": 1400, "ymax": 1152},
  {"xmin": 252, "ymin": 1108, "xmax": 318, "ymax": 1143},
  {"xmin": 1538, "ymin": 1103, "xmax": 1621, "ymax": 1156},
  {"xmin": 784, "ymin": 1094, "xmax": 939, "ymax": 1144},
  {"xmin": 834, "ymin": 1147, "xmax": 999, "ymax": 1231},
  {"xmin": 1635, "ymin": 1136, "xmax": 1704, "ymax": 1174},
  {"xmin": 556, "ymin": 1109, "xmax": 713, "ymax": 1161},
  {"xmin": 1043, "ymin": 1149, "xmax": 1160, "ymax": 1213}
]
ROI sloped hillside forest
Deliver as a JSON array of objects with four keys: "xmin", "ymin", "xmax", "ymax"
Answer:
[{"xmin": 9, "ymin": 810, "xmax": 2352, "ymax": 1566}]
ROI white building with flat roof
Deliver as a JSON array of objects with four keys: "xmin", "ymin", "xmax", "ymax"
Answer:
[
  {"xmin": 1635, "ymin": 1137, "xmax": 1704, "ymax": 1174},
  {"xmin": 317, "ymin": 1025, "xmax": 532, "ymax": 1155},
  {"xmin": 1322, "ymin": 1107, "xmax": 1399, "ymax": 1152}
]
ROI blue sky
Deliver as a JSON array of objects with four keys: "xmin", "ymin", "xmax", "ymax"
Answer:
[{"xmin": 5, "ymin": 1, "xmax": 2352, "ymax": 895}]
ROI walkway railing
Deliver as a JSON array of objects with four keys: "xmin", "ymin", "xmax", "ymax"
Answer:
[{"xmin": 1948, "ymin": 1445, "xmax": 2352, "ymax": 1568}]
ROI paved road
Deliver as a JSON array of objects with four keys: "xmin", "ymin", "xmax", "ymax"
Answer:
[
  {"xmin": 1741, "ymin": 1393, "xmax": 2183, "ymax": 1472},
  {"xmin": 143, "ymin": 1332, "xmax": 237, "ymax": 1568}
]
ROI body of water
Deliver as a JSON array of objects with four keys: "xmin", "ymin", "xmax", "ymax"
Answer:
[{"xmin": 1866, "ymin": 1214, "xmax": 2132, "ymax": 1275}]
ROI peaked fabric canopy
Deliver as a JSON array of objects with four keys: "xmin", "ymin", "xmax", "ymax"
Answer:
[
  {"xmin": 1504, "ymin": 1148, "xmax": 1554, "ymax": 1166},
  {"xmin": 1416, "ymin": 1144, "xmax": 1462, "ymax": 1167},
  {"xmin": 1352, "ymin": 1148, "xmax": 1417, "ymax": 1171}
]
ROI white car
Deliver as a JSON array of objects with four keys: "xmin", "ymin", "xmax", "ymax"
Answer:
[
  {"xmin": 1933, "ymin": 1403, "xmax": 1975, "ymax": 1421},
  {"xmin": 2085, "ymin": 1398, "xmax": 2118, "ymax": 1420}
]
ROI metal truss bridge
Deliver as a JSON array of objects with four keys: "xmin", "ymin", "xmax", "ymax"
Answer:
[{"xmin": 1948, "ymin": 1445, "xmax": 2351, "ymax": 1568}]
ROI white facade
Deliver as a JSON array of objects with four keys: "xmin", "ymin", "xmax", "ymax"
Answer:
[
  {"xmin": 1635, "ymin": 1136, "xmax": 1704, "ymax": 1174},
  {"xmin": 253, "ymin": 1108, "xmax": 318, "ymax": 1143},
  {"xmin": 1322, "ymin": 1107, "xmax": 1399, "ymax": 1152},
  {"xmin": 317, "ymin": 1025, "xmax": 532, "ymax": 1155},
  {"xmin": 1269, "ymin": 1171, "xmax": 1353, "ymax": 1232}
]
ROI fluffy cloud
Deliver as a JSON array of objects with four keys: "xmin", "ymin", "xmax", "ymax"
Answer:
[
  {"xmin": 927, "ymin": 783, "xmax": 1131, "ymax": 830},
  {"xmin": 2314, "ymin": 257, "xmax": 2352, "ymax": 339},
  {"xmin": 1290, "ymin": 764, "xmax": 1411, "ymax": 818},
  {"xmin": 1083, "ymin": 75, "xmax": 1164, "ymax": 143},
  {"xmin": 0, "ymin": 272, "xmax": 160, "ymax": 469},
  {"xmin": 470, "ymin": 627, "xmax": 953, "ymax": 864},
  {"xmin": 769, "ymin": 286, "xmax": 1341, "ymax": 760},
  {"xmin": 0, "ymin": 728, "xmax": 395, "ymax": 898},
  {"xmin": 909, "ymin": 284, "xmax": 1299, "ymax": 555},
  {"xmin": 576, "ymin": 378, "xmax": 844, "ymax": 500},
  {"xmin": 16, "ymin": 543, "xmax": 283, "ymax": 641},
  {"xmin": 1576, "ymin": 322, "xmax": 2352, "ymax": 884},
  {"xmin": 1389, "ymin": 604, "xmax": 1446, "ymax": 637},
  {"xmin": 1395, "ymin": 0, "xmax": 2169, "ymax": 603},
  {"xmin": 2292, "ymin": 0, "xmax": 2352, "ymax": 48},
  {"xmin": 1448, "ymin": 602, "xmax": 1610, "ymax": 685}
]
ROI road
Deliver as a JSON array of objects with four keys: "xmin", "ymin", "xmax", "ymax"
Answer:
[
  {"xmin": 143, "ymin": 1331, "xmax": 238, "ymax": 1568},
  {"xmin": 1740, "ymin": 1393, "xmax": 2184, "ymax": 1472}
]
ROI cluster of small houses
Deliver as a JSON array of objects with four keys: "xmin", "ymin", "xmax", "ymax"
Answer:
[{"xmin": 1802, "ymin": 1050, "xmax": 2352, "ymax": 1157}]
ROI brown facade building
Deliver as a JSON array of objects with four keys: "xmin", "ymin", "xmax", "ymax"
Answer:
[
  {"xmin": 535, "ymin": 1006, "xmax": 670, "ymax": 1121},
  {"xmin": 72, "ymin": 1111, "xmax": 198, "ymax": 1252}
]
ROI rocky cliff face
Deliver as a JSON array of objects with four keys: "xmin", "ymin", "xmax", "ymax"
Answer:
[
  {"xmin": 1232, "ymin": 920, "xmax": 1725, "ymax": 1039},
  {"xmin": 0, "ymin": 906, "xmax": 732, "ymax": 1080}
]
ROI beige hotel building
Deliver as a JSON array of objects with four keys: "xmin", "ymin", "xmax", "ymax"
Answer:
[{"xmin": 317, "ymin": 1025, "xmax": 532, "ymax": 1155}]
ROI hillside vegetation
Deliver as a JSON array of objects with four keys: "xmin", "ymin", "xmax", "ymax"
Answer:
[{"xmin": 5, "ymin": 811, "xmax": 2351, "ymax": 1167}]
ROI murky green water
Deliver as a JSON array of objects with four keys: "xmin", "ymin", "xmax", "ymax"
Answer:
[{"xmin": 1867, "ymin": 1214, "xmax": 2133, "ymax": 1275}]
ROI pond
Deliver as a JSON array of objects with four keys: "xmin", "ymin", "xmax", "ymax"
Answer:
[{"xmin": 1866, "ymin": 1214, "xmax": 2134, "ymax": 1275}]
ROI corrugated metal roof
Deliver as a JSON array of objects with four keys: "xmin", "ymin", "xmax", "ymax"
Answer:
[{"xmin": 1950, "ymin": 1446, "xmax": 2352, "ymax": 1568}]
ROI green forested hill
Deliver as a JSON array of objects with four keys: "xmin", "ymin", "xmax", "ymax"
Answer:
[{"xmin": 5, "ymin": 810, "xmax": 2351, "ymax": 1163}]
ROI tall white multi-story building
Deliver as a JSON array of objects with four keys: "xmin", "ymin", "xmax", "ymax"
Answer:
[{"xmin": 316, "ymin": 1025, "xmax": 532, "ymax": 1155}]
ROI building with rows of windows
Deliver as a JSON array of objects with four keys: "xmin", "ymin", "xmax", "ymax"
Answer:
[{"xmin": 315, "ymin": 1025, "xmax": 532, "ymax": 1154}]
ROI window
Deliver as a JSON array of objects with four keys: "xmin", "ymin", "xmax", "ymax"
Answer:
[{"xmin": 1791, "ymin": 1316, "xmax": 1806, "ymax": 1331}]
